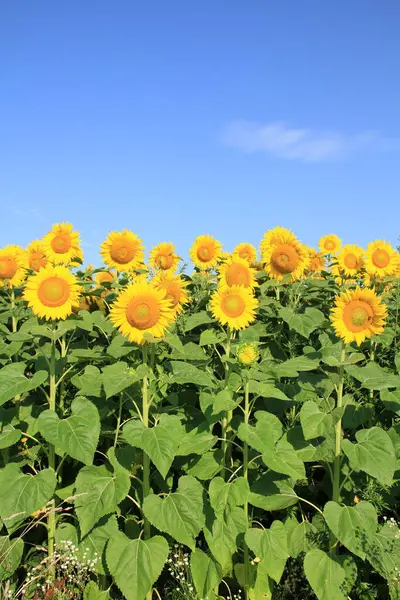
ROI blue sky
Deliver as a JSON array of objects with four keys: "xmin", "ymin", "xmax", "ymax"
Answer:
[{"xmin": 1, "ymin": 0, "xmax": 400, "ymax": 265}]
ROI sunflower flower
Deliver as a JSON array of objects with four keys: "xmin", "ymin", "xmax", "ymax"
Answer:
[
  {"xmin": 152, "ymin": 271, "xmax": 190, "ymax": 316},
  {"xmin": 149, "ymin": 242, "xmax": 179, "ymax": 272},
  {"xmin": 100, "ymin": 230, "xmax": 144, "ymax": 272},
  {"xmin": 365, "ymin": 240, "xmax": 399, "ymax": 277},
  {"xmin": 210, "ymin": 286, "xmax": 258, "ymax": 330},
  {"xmin": 42, "ymin": 223, "xmax": 83, "ymax": 265},
  {"xmin": 218, "ymin": 255, "xmax": 257, "ymax": 290},
  {"xmin": 0, "ymin": 245, "xmax": 27, "ymax": 288},
  {"xmin": 23, "ymin": 264, "xmax": 81, "ymax": 320},
  {"xmin": 190, "ymin": 235, "xmax": 223, "ymax": 270}
]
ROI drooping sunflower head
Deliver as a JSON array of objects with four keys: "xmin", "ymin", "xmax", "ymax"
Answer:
[
  {"xmin": 262, "ymin": 230, "xmax": 309, "ymax": 281},
  {"xmin": 95, "ymin": 270, "xmax": 115, "ymax": 285},
  {"xmin": 42, "ymin": 223, "xmax": 83, "ymax": 265},
  {"xmin": 100, "ymin": 230, "xmax": 145, "ymax": 272},
  {"xmin": 330, "ymin": 286, "xmax": 387, "ymax": 345},
  {"xmin": 260, "ymin": 226, "xmax": 295, "ymax": 256},
  {"xmin": 152, "ymin": 271, "xmax": 190, "ymax": 316},
  {"xmin": 337, "ymin": 245, "xmax": 365, "ymax": 277},
  {"xmin": 210, "ymin": 285, "xmax": 258, "ymax": 330},
  {"xmin": 218, "ymin": 255, "xmax": 257, "ymax": 290},
  {"xmin": 319, "ymin": 234, "xmax": 342, "ymax": 255},
  {"xmin": 189, "ymin": 235, "xmax": 223, "ymax": 270},
  {"xmin": 0, "ymin": 245, "xmax": 27, "ymax": 288},
  {"xmin": 26, "ymin": 240, "xmax": 48, "ymax": 272},
  {"xmin": 149, "ymin": 242, "xmax": 180, "ymax": 272},
  {"xmin": 306, "ymin": 248, "xmax": 326, "ymax": 274},
  {"xmin": 237, "ymin": 342, "xmax": 259, "ymax": 366},
  {"xmin": 365, "ymin": 240, "xmax": 399, "ymax": 277},
  {"xmin": 232, "ymin": 243, "xmax": 257, "ymax": 265},
  {"xmin": 23, "ymin": 264, "xmax": 82, "ymax": 320},
  {"xmin": 109, "ymin": 281, "xmax": 175, "ymax": 344}
]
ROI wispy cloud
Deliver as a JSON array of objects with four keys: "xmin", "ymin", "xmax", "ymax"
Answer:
[{"xmin": 220, "ymin": 121, "xmax": 400, "ymax": 162}]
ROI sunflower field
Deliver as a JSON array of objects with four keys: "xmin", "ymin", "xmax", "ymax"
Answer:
[{"xmin": 1, "ymin": 225, "xmax": 400, "ymax": 600}]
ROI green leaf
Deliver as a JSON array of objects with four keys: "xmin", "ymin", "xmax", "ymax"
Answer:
[
  {"xmin": 367, "ymin": 522, "xmax": 400, "ymax": 586},
  {"xmin": 184, "ymin": 311, "xmax": 213, "ymax": 332},
  {"xmin": 248, "ymin": 382, "xmax": 291, "ymax": 402},
  {"xmin": 245, "ymin": 521, "xmax": 288, "ymax": 583},
  {"xmin": 300, "ymin": 401, "xmax": 333, "ymax": 440},
  {"xmin": 199, "ymin": 330, "xmax": 222, "ymax": 346},
  {"xmin": 249, "ymin": 472, "xmax": 298, "ymax": 511},
  {"xmin": 342, "ymin": 427, "xmax": 396, "ymax": 485},
  {"xmin": 143, "ymin": 476, "xmax": 204, "ymax": 549},
  {"xmin": 0, "ymin": 465, "xmax": 56, "ymax": 529},
  {"xmin": 279, "ymin": 307, "xmax": 325, "ymax": 338},
  {"xmin": 0, "ymin": 363, "xmax": 47, "ymax": 406},
  {"xmin": 262, "ymin": 443, "xmax": 306, "ymax": 481},
  {"xmin": 346, "ymin": 362, "xmax": 400, "ymax": 390},
  {"xmin": 380, "ymin": 389, "xmax": 400, "ymax": 416},
  {"xmin": 186, "ymin": 449, "xmax": 224, "ymax": 480},
  {"xmin": 212, "ymin": 389, "xmax": 237, "ymax": 414},
  {"xmin": 84, "ymin": 581, "xmax": 109, "ymax": 600},
  {"xmin": 0, "ymin": 535, "xmax": 24, "ymax": 580},
  {"xmin": 123, "ymin": 414, "xmax": 183, "ymax": 478},
  {"xmin": 190, "ymin": 548, "xmax": 222, "ymax": 598},
  {"xmin": 323, "ymin": 501, "xmax": 377, "ymax": 559},
  {"xmin": 288, "ymin": 521, "xmax": 318, "ymax": 558},
  {"xmin": 106, "ymin": 531, "xmax": 168, "ymax": 600},
  {"xmin": 209, "ymin": 477, "xmax": 249, "ymax": 520},
  {"xmin": 204, "ymin": 507, "xmax": 246, "ymax": 574},
  {"xmin": 249, "ymin": 560, "xmax": 273, "ymax": 600},
  {"xmin": 178, "ymin": 426, "xmax": 216, "ymax": 456},
  {"xmin": 303, "ymin": 550, "xmax": 346, "ymax": 600},
  {"xmin": 169, "ymin": 361, "xmax": 214, "ymax": 387},
  {"xmin": 38, "ymin": 397, "xmax": 100, "ymax": 465},
  {"xmin": 276, "ymin": 356, "xmax": 320, "ymax": 378},
  {"xmin": 0, "ymin": 424, "xmax": 21, "ymax": 449},
  {"xmin": 71, "ymin": 366, "xmax": 102, "ymax": 397},
  {"xmin": 101, "ymin": 362, "xmax": 137, "ymax": 399},
  {"xmin": 238, "ymin": 411, "xmax": 283, "ymax": 453},
  {"xmin": 75, "ymin": 452, "xmax": 130, "ymax": 536}
]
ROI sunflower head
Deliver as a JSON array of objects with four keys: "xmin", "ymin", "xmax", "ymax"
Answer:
[
  {"xmin": 365, "ymin": 240, "xmax": 399, "ymax": 277},
  {"xmin": 152, "ymin": 271, "xmax": 190, "ymax": 316},
  {"xmin": 218, "ymin": 255, "xmax": 257, "ymax": 290},
  {"xmin": 95, "ymin": 270, "xmax": 115, "ymax": 285},
  {"xmin": 232, "ymin": 243, "xmax": 257, "ymax": 265},
  {"xmin": 319, "ymin": 234, "xmax": 342, "ymax": 255},
  {"xmin": 337, "ymin": 245, "xmax": 365, "ymax": 277},
  {"xmin": 262, "ymin": 230, "xmax": 309, "ymax": 282},
  {"xmin": 189, "ymin": 235, "xmax": 223, "ymax": 270},
  {"xmin": 26, "ymin": 240, "xmax": 48, "ymax": 272},
  {"xmin": 260, "ymin": 226, "xmax": 295, "ymax": 256},
  {"xmin": 100, "ymin": 230, "xmax": 144, "ymax": 272},
  {"xmin": 210, "ymin": 285, "xmax": 258, "ymax": 330},
  {"xmin": 306, "ymin": 249, "xmax": 326, "ymax": 274},
  {"xmin": 0, "ymin": 245, "xmax": 27, "ymax": 288},
  {"xmin": 237, "ymin": 342, "xmax": 259, "ymax": 366},
  {"xmin": 42, "ymin": 223, "xmax": 83, "ymax": 265},
  {"xmin": 330, "ymin": 286, "xmax": 387, "ymax": 345},
  {"xmin": 23, "ymin": 264, "xmax": 82, "ymax": 320},
  {"xmin": 149, "ymin": 242, "xmax": 179, "ymax": 272},
  {"xmin": 109, "ymin": 281, "xmax": 175, "ymax": 344}
]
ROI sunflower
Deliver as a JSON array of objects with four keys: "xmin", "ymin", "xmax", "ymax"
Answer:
[
  {"xmin": 152, "ymin": 271, "xmax": 190, "ymax": 316},
  {"xmin": 365, "ymin": 240, "xmax": 399, "ymax": 277},
  {"xmin": 319, "ymin": 234, "xmax": 342, "ymax": 255},
  {"xmin": 218, "ymin": 255, "xmax": 257, "ymax": 290},
  {"xmin": 100, "ymin": 230, "xmax": 144, "ymax": 272},
  {"xmin": 149, "ymin": 242, "xmax": 179, "ymax": 272},
  {"xmin": 23, "ymin": 264, "xmax": 81, "ymax": 320},
  {"xmin": 26, "ymin": 240, "xmax": 48, "ymax": 272},
  {"xmin": 189, "ymin": 235, "xmax": 223, "ymax": 270},
  {"xmin": 210, "ymin": 285, "xmax": 258, "ymax": 330},
  {"xmin": 0, "ymin": 245, "xmax": 27, "ymax": 288},
  {"xmin": 337, "ymin": 245, "xmax": 365, "ymax": 277},
  {"xmin": 232, "ymin": 243, "xmax": 257, "ymax": 265},
  {"xmin": 306, "ymin": 249, "xmax": 326, "ymax": 274},
  {"xmin": 109, "ymin": 281, "xmax": 175, "ymax": 344},
  {"xmin": 330, "ymin": 286, "xmax": 387, "ymax": 345},
  {"xmin": 237, "ymin": 342, "xmax": 259, "ymax": 366},
  {"xmin": 42, "ymin": 223, "xmax": 83, "ymax": 265},
  {"xmin": 95, "ymin": 270, "xmax": 115, "ymax": 285},
  {"xmin": 262, "ymin": 230, "xmax": 309, "ymax": 281},
  {"xmin": 260, "ymin": 226, "xmax": 294, "ymax": 257}
]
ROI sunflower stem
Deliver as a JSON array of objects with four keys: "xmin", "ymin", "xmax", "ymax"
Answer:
[
  {"xmin": 10, "ymin": 289, "xmax": 17, "ymax": 333},
  {"xmin": 47, "ymin": 325, "xmax": 57, "ymax": 580},
  {"xmin": 243, "ymin": 379, "xmax": 250, "ymax": 600},
  {"xmin": 142, "ymin": 345, "xmax": 151, "ymax": 541},
  {"xmin": 331, "ymin": 341, "xmax": 346, "ymax": 551},
  {"xmin": 221, "ymin": 327, "xmax": 232, "ymax": 480}
]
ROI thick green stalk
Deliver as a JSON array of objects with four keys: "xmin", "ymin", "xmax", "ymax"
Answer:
[
  {"xmin": 10, "ymin": 289, "xmax": 17, "ymax": 334},
  {"xmin": 142, "ymin": 346, "xmax": 151, "ymax": 541},
  {"xmin": 331, "ymin": 342, "xmax": 346, "ymax": 553},
  {"xmin": 221, "ymin": 328, "xmax": 232, "ymax": 480},
  {"xmin": 243, "ymin": 380, "xmax": 250, "ymax": 600},
  {"xmin": 47, "ymin": 330, "xmax": 57, "ymax": 577}
]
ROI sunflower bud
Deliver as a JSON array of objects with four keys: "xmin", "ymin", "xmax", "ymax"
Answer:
[{"xmin": 237, "ymin": 342, "xmax": 259, "ymax": 366}]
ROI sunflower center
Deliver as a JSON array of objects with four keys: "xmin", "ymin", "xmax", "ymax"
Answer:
[
  {"xmin": 0, "ymin": 256, "xmax": 18, "ymax": 280},
  {"xmin": 221, "ymin": 294, "xmax": 246, "ymax": 318},
  {"xmin": 97, "ymin": 271, "xmax": 114, "ymax": 284},
  {"xmin": 29, "ymin": 252, "xmax": 46, "ymax": 272},
  {"xmin": 156, "ymin": 254, "xmax": 174, "ymax": 270},
  {"xmin": 344, "ymin": 253, "xmax": 358, "ymax": 270},
  {"xmin": 110, "ymin": 239, "xmax": 136, "ymax": 265},
  {"xmin": 51, "ymin": 233, "xmax": 71, "ymax": 254},
  {"xmin": 343, "ymin": 300, "xmax": 374, "ymax": 332},
  {"xmin": 126, "ymin": 295, "xmax": 160, "ymax": 330},
  {"xmin": 239, "ymin": 347, "xmax": 257, "ymax": 364},
  {"xmin": 164, "ymin": 284, "xmax": 180, "ymax": 307},
  {"xmin": 226, "ymin": 263, "xmax": 250, "ymax": 287},
  {"xmin": 324, "ymin": 239, "xmax": 336, "ymax": 251},
  {"xmin": 271, "ymin": 244, "xmax": 300, "ymax": 274},
  {"xmin": 239, "ymin": 250, "xmax": 249, "ymax": 260},
  {"xmin": 372, "ymin": 249, "xmax": 390, "ymax": 268},
  {"xmin": 38, "ymin": 277, "xmax": 70, "ymax": 307},
  {"xmin": 197, "ymin": 245, "xmax": 213, "ymax": 262}
]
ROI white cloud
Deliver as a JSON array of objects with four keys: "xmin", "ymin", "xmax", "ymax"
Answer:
[{"xmin": 220, "ymin": 121, "xmax": 400, "ymax": 162}]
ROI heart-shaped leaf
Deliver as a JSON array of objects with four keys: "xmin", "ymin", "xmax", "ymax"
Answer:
[
  {"xmin": 190, "ymin": 548, "xmax": 222, "ymax": 598},
  {"xmin": 324, "ymin": 501, "xmax": 377, "ymax": 559},
  {"xmin": 238, "ymin": 411, "xmax": 283, "ymax": 453},
  {"xmin": 245, "ymin": 521, "xmax": 288, "ymax": 583},
  {"xmin": 299, "ymin": 401, "xmax": 333, "ymax": 440},
  {"xmin": 342, "ymin": 427, "xmax": 396, "ymax": 486},
  {"xmin": 209, "ymin": 476, "xmax": 249, "ymax": 521},
  {"xmin": 0, "ymin": 535, "xmax": 24, "ymax": 580},
  {"xmin": 303, "ymin": 550, "xmax": 346, "ymax": 600}
]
